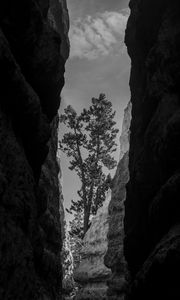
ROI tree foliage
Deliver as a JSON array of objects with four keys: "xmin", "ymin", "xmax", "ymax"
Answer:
[{"xmin": 60, "ymin": 94, "xmax": 119, "ymax": 237}]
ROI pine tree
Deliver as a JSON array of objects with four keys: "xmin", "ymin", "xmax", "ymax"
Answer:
[
  {"xmin": 69, "ymin": 212, "xmax": 84, "ymax": 240},
  {"xmin": 60, "ymin": 93, "xmax": 119, "ymax": 236}
]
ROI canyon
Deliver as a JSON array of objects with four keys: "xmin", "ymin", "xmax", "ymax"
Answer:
[
  {"xmin": 0, "ymin": 0, "xmax": 180, "ymax": 299},
  {"xmin": 0, "ymin": 0, "xmax": 69, "ymax": 299},
  {"xmin": 124, "ymin": 0, "xmax": 180, "ymax": 299},
  {"xmin": 74, "ymin": 192, "xmax": 111, "ymax": 300},
  {"xmin": 73, "ymin": 101, "xmax": 131, "ymax": 300},
  {"xmin": 104, "ymin": 102, "xmax": 131, "ymax": 300}
]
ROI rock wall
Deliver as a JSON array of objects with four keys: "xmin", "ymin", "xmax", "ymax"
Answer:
[
  {"xmin": 0, "ymin": 1, "xmax": 69, "ymax": 299},
  {"xmin": 104, "ymin": 102, "xmax": 131, "ymax": 300},
  {"xmin": 124, "ymin": 0, "xmax": 180, "ymax": 299},
  {"xmin": 119, "ymin": 102, "xmax": 132, "ymax": 160},
  {"xmin": 39, "ymin": 115, "xmax": 65, "ymax": 298},
  {"xmin": 74, "ymin": 192, "xmax": 112, "ymax": 300},
  {"xmin": 62, "ymin": 228, "xmax": 75, "ymax": 297}
]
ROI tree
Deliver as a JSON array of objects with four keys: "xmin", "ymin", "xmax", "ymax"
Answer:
[
  {"xmin": 60, "ymin": 93, "xmax": 119, "ymax": 236},
  {"xmin": 69, "ymin": 211, "xmax": 84, "ymax": 240}
]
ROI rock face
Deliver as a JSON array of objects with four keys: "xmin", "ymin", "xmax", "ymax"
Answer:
[
  {"xmin": 124, "ymin": 0, "xmax": 180, "ymax": 299},
  {"xmin": 74, "ymin": 192, "xmax": 112, "ymax": 300},
  {"xmin": 104, "ymin": 102, "xmax": 131, "ymax": 300},
  {"xmin": 62, "ymin": 228, "xmax": 75, "ymax": 297},
  {"xmin": 39, "ymin": 115, "xmax": 65, "ymax": 298},
  {"xmin": 119, "ymin": 102, "xmax": 132, "ymax": 160},
  {"xmin": 0, "ymin": 1, "xmax": 69, "ymax": 299}
]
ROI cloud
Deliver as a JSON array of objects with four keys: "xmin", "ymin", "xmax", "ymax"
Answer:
[{"xmin": 69, "ymin": 10, "xmax": 129, "ymax": 60}]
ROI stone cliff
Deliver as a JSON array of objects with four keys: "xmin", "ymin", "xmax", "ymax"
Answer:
[
  {"xmin": 119, "ymin": 102, "xmax": 132, "ymax": 160},
  {"xmin": 124, "ymin": 0, "xmax": 180, "ymax": 299},
  {"xmin": 74, "ymin": 192, "xmax": 112, "ymax": 300},
  {"xmin": 104, "ymin": 102, "xmax": 131, "ymax": 300},
  {"xmin": 62, "ymin": 228, "xmax": 75, "ymax": 297},
  {"xmin": 73, "ymin": 101, "xmax": 131, "ymax": 300},
  {"xmin": 0, "ymin": 0, "xmax": 69, "ymax": 299}
]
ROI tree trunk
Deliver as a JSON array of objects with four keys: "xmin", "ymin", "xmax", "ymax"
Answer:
[
  {"xmin": 83, "ymin": 203, "xmax": 91, "ymax": 236},
  {"xmin": 74, "ymin": 127, "xmax": 89, "ymax": 236},
  {"xmin": 83, "ymin": 179, "xmax": 94, "ymax": 236}
]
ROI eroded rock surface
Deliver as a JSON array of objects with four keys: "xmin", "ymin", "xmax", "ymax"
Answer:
[
  {"xmin": 39, "ymin": 115, "xmax": 65, "ymax": 298},
  {"xmin": 104, "ymin": 102, "xmax": 131, "ymax": 300},
  {"xmin": 74, "ymin": 192, "xmax": 112, "ymax": 300},
  {"xmin": 124, "ymin": 0, "xmax": 180, "ymax": 299},
  {"xmin": 119, "ymin": 102, "xmax": 132, "ymax": 160},
  {"xmin": 0, "ymin": 1, "xmax": 69, "ymax": 299}
]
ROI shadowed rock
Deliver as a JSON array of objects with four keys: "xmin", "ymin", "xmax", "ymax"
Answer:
[
  {"xmin": 0, "ymin": 0, "xmax": 69, "ymax": 299},
  {"xmin": 124, "ymin": 0, "xmax": 180, "ymax": 299}
]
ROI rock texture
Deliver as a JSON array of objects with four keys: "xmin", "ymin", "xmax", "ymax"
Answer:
[
  {"xmin": 124, "ymin": 0, "xmax": 180, "ymax": 299},
  {"xmin": 39, "ymin": 115, "xmax": 65, "ymax": 298},
  {"xmin": 74, "ymin": 192, "xmax": 112, "ymax": 300},
  {"xmin": 0, "ymin": 1, "xmax": 69, "ymax": 299},
  {"xmin": 104, "ymin": 102, "xmax": 131, "ymax": 300},
  {"xmin": 62, "ymin": 228, "xmax": 75, "ymax": 298},
  {"xmin": 119, "ymin": 102, "xmax": 132, "ymax": 160}
]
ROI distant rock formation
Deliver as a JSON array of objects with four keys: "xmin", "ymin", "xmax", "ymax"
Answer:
[
  {"xmin": 74, "ymin": 192, "xmax": 112, "ymax": 300},
  {"xmin": 124, "ymin": 0, "xmax": 180, "ymax": 299},
  {"xmin": 0, "ymin": 0, "xmax": 69, "ymax": 299},
  {"xmin": 104, "ymin": 102, "xmax": 131, "ymax": 300},
  {"xmin": 62, "ymin": 228, "xmax": 75, "ymax": 298},
  {"xmin": 119, "ymin": 102, "xmax": 132, "ymax": 160},
  {"xmin": 74, "ymin": 101, "xmax": 131, "ymax": 300}
]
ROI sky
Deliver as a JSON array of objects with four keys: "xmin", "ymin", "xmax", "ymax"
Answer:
[{"xmin": 59, "ymin": 0, "xmax": 130, "ymax": 223}]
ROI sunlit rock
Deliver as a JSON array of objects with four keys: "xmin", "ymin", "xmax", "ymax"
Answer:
[
  {"xmin": 74, "ymin": 192, "xmax": 112, "ymax": 300},
  {"xmin": 119, "ymin": 102, "xmax": 132, "ymax": 160},
  {"xmin": 62, "ymin": 227, "xmax": 75, "ymax": 298},
  {"xmin": 105, "ymin": 102, "xmax": 131, "ymax": 300}
]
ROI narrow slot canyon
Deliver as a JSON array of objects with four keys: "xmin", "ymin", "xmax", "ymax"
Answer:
[{"xmin": 0, "ymin": 1, "xmax": 180, "ymax": 300}]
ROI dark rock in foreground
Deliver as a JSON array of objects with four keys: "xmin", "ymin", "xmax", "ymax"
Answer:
[
  {"xmin": 124, "ymin": 0, "xmax": 180, "ymax": 299},
  {"xmin": 0, "ymin": 0, "xmax": 69, "ymax": 299}
]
